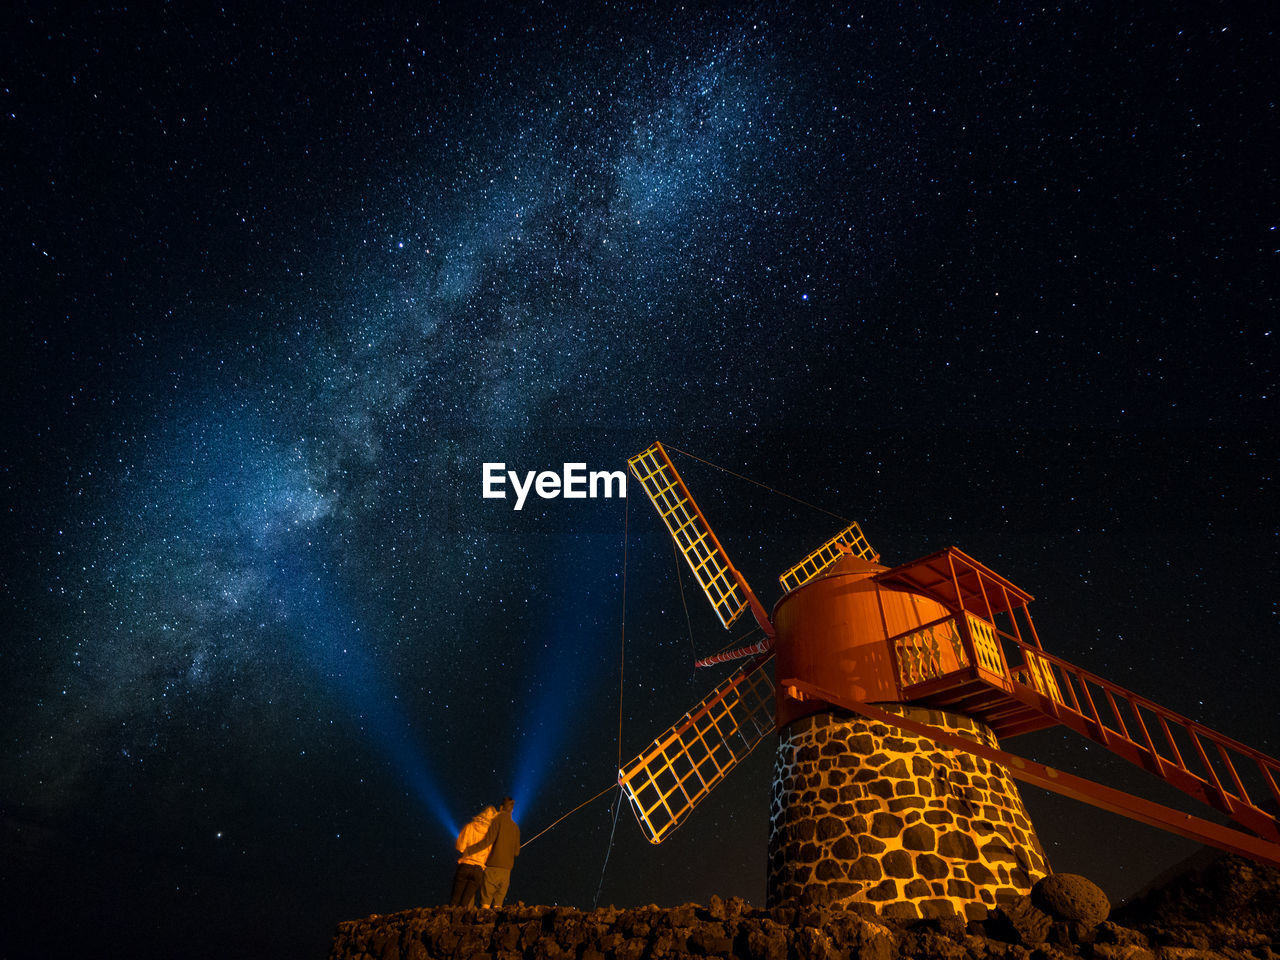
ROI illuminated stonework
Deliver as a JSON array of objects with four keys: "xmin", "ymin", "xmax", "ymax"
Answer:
[{"xmin": 767, "ymin": 705, "xmax": 1049, "ymax": 920}]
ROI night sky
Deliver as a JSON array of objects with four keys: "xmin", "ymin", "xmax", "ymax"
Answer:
[{"xmin": 2, "ymin": 3, "xmax": 1276, "ymax": 958}]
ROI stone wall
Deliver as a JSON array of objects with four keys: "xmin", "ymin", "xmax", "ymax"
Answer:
[{"xmin": 768, "ymin": 704, "xmax": 1049, "ymax": 919}]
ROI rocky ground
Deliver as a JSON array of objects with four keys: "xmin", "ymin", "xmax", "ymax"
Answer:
[{"xmin": 329, "ymin": 855, "xmax": 1278, "ymax": 960}]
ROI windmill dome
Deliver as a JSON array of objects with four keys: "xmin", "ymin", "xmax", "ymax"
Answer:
[
  {"xmin": 772, "ymin": 551, "xmax": 957, "ymax": 716},
  {"xmin": 818, "ymin": 553, "xmax": 889, "ymax": 580}
]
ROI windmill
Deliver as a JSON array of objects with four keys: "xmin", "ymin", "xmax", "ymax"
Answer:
[{"xmin": 617, "ymin": 441, "xmax": 1280, "ymax": 920}]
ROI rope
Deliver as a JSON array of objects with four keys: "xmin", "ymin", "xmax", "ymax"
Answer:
[
  {"xmin": 617, "ymin": 496, "xmax": 628, "ymax": 771},
  {"xmin": 523, "ymin": 783, "xmax": 617, "ymax": 846},
  {"xmin": 664, "ymin": 442, "xmax": 850, "ymax": 524},
  {"xmin": 591, "ymin": 494, "xmax": 631, "ymax": 899},
  {"xmin": 671, "ymin": 536, "xmax": 698, "ymax": 670},
  {"xmin": 592, "ymin": 789, "xmax": 624, "ymax": 909},
  {"xmin": 528, "ymin": 499, "xmax": 632, "ymax": 852}
]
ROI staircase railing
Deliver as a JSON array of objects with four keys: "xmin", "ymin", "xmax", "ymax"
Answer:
[{"xmin": 1001, "ymin": 637, "xmax": 1280, "ymax": 844}]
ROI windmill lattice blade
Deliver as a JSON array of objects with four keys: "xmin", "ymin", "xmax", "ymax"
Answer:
[
  {"xmin": 627, "ymin": 442, "xmax": 749, "ymax": 629},
  {"xmin": 778, "ymin": 522, "xmax": 879, "ymax": 593},
  {"xmin": 618, "ymin": 655, "xmax": 775, "ymax": 844}
]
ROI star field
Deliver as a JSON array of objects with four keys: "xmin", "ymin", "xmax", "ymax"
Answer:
[{"xmin": 1, "ymin": 4, "xmax": 1276, "ymax": 958}]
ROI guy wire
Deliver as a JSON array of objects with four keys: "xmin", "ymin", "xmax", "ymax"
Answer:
[
  {"xmin": 670, "ymin": 536, "xmax": 698, "ymax": 672},
  {"xmin": 593, "ymin": 789, "xmax": 624, "ymax": 910},
  {"xmin": 523, "ymin": 783, "xmax": 617, "ymax": 846},
  {"xmin": 593, "ymin": 493, "xmax": 630, "ymax": 898},
  {"xmin": 617, "ymin": 495, "xmax": 629, "ymax": 770},
  {"xmin": 664, "ymin": 442, "xmax": 850, "ymax": 523}
]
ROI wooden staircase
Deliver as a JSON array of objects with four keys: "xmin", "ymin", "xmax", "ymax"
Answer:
[{"xmin": 872, "ymin": 546, "xmax": 1280, "ymax": 856}]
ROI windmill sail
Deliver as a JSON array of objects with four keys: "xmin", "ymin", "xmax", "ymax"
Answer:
[
  {"xmin": 778, "ymin": 522, "xmax": 878, "ymax": 593},
  {"xmin": 618, "ymin": 655, "xmax": 775, "ymax": 843},
  {"xmin": 627, "ymin": 442, "xmax": 751, "ymax": 629}
]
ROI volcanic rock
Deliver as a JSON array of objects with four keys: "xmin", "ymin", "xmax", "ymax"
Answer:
[
  {"xmin": 1032, "ymin": 872, "xmax": 1111, "ymax": 925},
  {"xmin": 329, "ymin": 855, "xmax": 1280, "ymax": 960},
  {"xmin": 1114, "ymin": 853, "xmax": 1280, "ymax": 952},
  {"xmin": 992, "ymin": 892, "xmax": 1053, "ymax": 944}
]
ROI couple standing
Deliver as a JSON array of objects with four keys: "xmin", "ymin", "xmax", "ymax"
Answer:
[{"xmin": 450, "ymin": 797, "xmax": 520, "ymax": 907}]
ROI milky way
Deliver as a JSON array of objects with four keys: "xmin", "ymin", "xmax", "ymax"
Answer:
[{"xmin": 2, "ymin": 5, "xmax": 1275, "ymax": 958}]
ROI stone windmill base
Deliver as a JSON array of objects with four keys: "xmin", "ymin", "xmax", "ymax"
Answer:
[{"xmin": 768, "ymin": 704, "xmax": 1050, "ymax": 920}]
